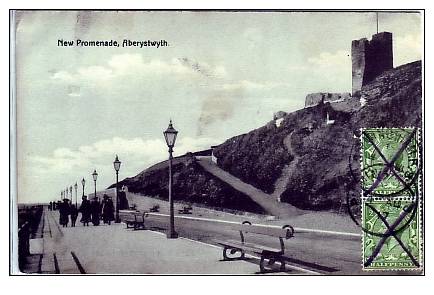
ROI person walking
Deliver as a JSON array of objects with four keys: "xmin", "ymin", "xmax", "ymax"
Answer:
[
  {"xmin": 70, "ymin": 204, "xmax": 78, "ymax": 227},
  {"xmin": 118, "ymin": 189, "xmax": 129, "ymax": 210},
  {"xmin": 58, "ymin": 199, "xmax": 71, "ymax": 227},
  {"xmin": 79, "ymin": 196, "xmax": 91, "ymax": 226},
  {"xmin": 101, "ymin": 195, "xmax": 115, "ymax": 225},
  {"xmin": 91, "ymin": 197, "xmax": 101, "ymax": 226}
]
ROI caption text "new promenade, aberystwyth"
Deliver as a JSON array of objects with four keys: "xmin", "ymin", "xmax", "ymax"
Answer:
[{"xmin": 57, "ymin": 39, "xmax": 169, "ymax": 48}]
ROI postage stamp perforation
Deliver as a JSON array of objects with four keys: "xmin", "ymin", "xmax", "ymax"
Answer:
[{"xmin": 416, "ymin": 128, "xmax": 424, "ymax": 271}]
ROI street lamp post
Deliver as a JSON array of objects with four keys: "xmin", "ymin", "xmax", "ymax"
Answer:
[
  {"xmin": 70, "ymin": 186, "xmax": 73, "ymax": 202},
  {"xmin": 74, "ymin": 182, "xmax": 78, "ymax": 208},
  {"xmin": 113, "ymin": 155, "xmax": 121, "ymax": 223},
  {"xmin": 81, "ymin": 178, "xmax": 86, "ymax": 198},
  {"xmin": 163, "ymin": 119, "xmax": 178, "ymax": 239},
  {"xmin": 92, "ymin": 170, "xmax": 98, "ymax": 200}
]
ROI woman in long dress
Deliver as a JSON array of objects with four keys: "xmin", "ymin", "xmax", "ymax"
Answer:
[
  {"xmin": 102, "ymin": 195, "xmax": 115, "ymax": 225},
  {"xmin": 70, "ymin": 204, "xmax": 78, "ymax": 227},
  {"xmin": 90, "ymin": 197, "xmax": 101, "ymax": 226},
  {"xmin": 59, "ymin": 199, "xmax": 70, "ymax": 227},
  {"xmin": 79, "ymin": 196, "xmax": 91, "ymax": 226}
]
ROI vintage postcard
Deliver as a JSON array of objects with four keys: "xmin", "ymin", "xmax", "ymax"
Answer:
[{"xmin": 10, "ymin": 10, "xmax": 424, "ymax": 275}]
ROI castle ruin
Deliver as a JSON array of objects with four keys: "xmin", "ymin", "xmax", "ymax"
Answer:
[
  {"xmin": 351, "ymin": 32, "xmax": 393, "ymax": 96},
  {"xmin": 304, "ymin": 31, "xmax": 394, "ymax": 108},
  {"xmin": 305, "ymin": 92, "xmax": 351, "ymax": 108}
]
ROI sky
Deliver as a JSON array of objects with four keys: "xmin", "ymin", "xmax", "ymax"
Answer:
[{"xmin": 14, "ymin": 11, "xmax": 422, "ymax": 203}]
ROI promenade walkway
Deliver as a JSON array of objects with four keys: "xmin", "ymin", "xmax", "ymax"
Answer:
[{"xmin": 37, "ymin": 208, "xmax": 288, "ymax": 274}]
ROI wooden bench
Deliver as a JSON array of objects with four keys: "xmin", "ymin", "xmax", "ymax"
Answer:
[
  {"xmin": 121, "ymin": 211, "xmax": 148, "ymax": 230},
  {"xmin": 149, "ymin": 205, "xmax": 160, "ymax": 213},
  {"xmin": 178, "ymin": 206, "xmax": 193, "ymax": 214},
  {"xmin": 214, "ymin": 221, "xmax": 294, "ymax": 272}
]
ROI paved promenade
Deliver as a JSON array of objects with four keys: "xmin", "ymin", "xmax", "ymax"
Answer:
[{"xmin": 39, "ymin": 208, "xmax": 299, "ymax": 274}]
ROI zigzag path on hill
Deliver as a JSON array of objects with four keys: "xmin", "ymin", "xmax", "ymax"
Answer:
[
  {"xmin": 271, "ymin": 131, "xmax": 300, "ymax": 202},
  {"xmin": 197, "ymin": 157, "xmax": 304, "ymax": 218}
]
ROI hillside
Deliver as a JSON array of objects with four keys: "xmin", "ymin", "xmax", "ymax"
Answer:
[
  {"xmin": 111, "ymin": 60, "xmax": 422, "ymax": 214},
  {"xmin": 214, "ymin": 61, "xmax": 422, "ymax": 210},
  {"xmin": 112, "ymin": 154, "xmax": 265, "ymax": 214}
]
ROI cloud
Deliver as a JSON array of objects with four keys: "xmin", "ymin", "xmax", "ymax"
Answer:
[
  {"xmin": 301, "ymin": 50, "xmax": 352, "ymax": 92},
  {"xmin": 24, "ymin": 135, "xmax": 221, "ymax": 203},
  {"xmin": 50, "ymin": 54, "xmax": 227, "ymax": 85},
  {"xmin": 49, "ymin": 52, "xmax": 285, "ymax": 135},
  {"xmin": 51, "ymin": 70, "xmax": 75, "ymax": 82},
  {"xmin": 77, "ymin": 65, "xmax": 114, "ymax": 81},
  {"xmin": 307, "ymin": 50, "xmax": 351, "ymax": 69},
  {"xmin": 48, "ymin": 51, "xmax": 291, "ymax": 139},
  {"xmin": 31, "ymin": 135, "xmax": 219, "ymax": 174},
  {"xmin": 222, "ymin": 80, "xmax": 282, "ymax": 91},
  {"xmin": 287, "ymin": 50, "xmax": 351, "ymax": 77}
]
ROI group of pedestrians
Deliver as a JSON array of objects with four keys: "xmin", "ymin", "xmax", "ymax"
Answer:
[{"xmin": 55, "ymin": 194, "xmax": 115, "ymax": 227}]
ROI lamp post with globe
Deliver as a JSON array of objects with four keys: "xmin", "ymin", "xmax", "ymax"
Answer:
[{"xmin": 163, "ymin": 120, "xmax": 178, "ymax": 239}]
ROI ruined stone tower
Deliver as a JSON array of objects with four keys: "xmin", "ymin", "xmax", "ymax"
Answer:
[{"xmin": 351, "ymin": 32, "xmax": 393, "ymax": 95}]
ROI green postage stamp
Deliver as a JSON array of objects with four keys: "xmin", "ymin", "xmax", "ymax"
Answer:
[
  {"xmin": 360, "ymin": 128, "xmax": 422, "ymax": 271},
  {"xmin": 361, "ymin": 128, "xmax": 419, "ymax": 197},
  {"xmin": 362, "ymin": 199, "xmax": 421, "ymax": 270}
]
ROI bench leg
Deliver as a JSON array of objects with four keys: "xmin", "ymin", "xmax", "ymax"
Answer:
[
  {"xmin": 280, "ymin": 258, "xmax": 286, "ymax": 271},
  {"xmin": 259, "ymin": 256, "xmax": 266, "ymax": 273},
  {"xmin": 223, "ymin": 247, "xmax": 244, "ymax": 260},
  {"xmin": 133, "ymin": 223, "xmax": 145, "ymax": 230},
  {"xmin": 259, "ymin": 256, "xmax": 286, "ymax": 273}
]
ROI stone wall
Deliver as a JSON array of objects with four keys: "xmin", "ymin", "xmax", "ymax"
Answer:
[
  {"xmin": 305, "ymin": 92, "xmax": 351, "ymax": 107},
  {"xmin": 273, "ymin": 111, "xmax": 287, "ymax": 120}
]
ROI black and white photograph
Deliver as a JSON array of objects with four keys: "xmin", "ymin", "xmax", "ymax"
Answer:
[{"xmin": 10, "ymin": 9, "xmax": 424, "ymax": 276}]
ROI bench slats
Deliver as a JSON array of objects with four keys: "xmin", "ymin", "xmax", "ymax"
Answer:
[
  {"xmin": 214, "ymin": 239, "xmax": 282, "ymax": 254},
  {"xmin": 216, "ymin": 221, "xmax": 294, "ymax": 273},
  {"xmin": 228, "ymin": 223, "xmax": 292, "ymax": 238},
  {"xmin": 120, "ymin": 211, "xmax": 148, "ymax": 229}
]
